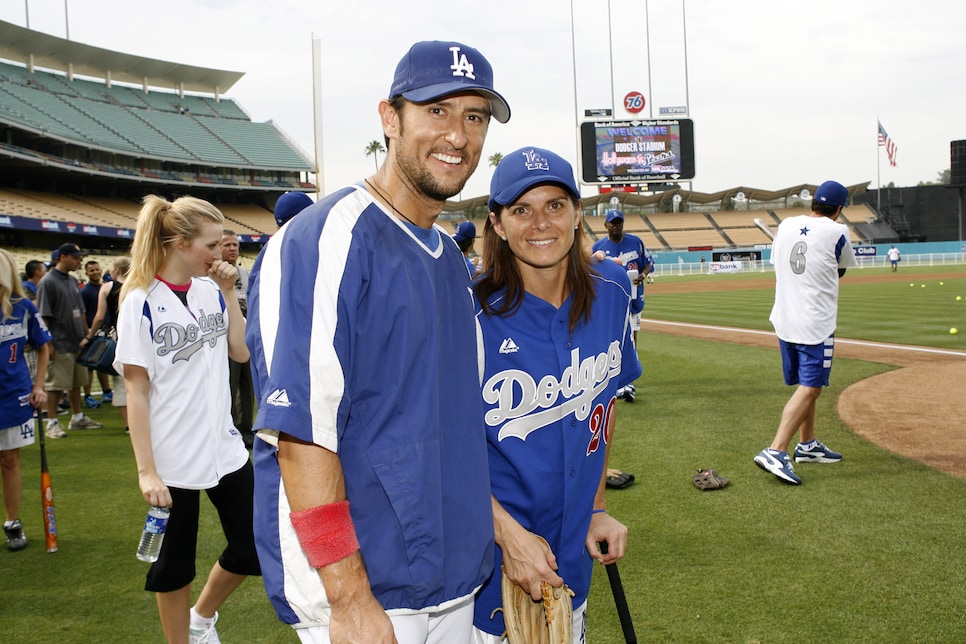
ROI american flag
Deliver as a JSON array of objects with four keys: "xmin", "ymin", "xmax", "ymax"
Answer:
[{"xmin": 878, "ymin": 120, "xmax": 897, "ymax": 167}]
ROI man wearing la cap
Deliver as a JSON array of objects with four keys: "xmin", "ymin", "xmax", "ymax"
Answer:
[
  {"xmin": 35, "ymin": 243, "xmax": 103, "ymax": 438},
  {"xmin": 753, "ymin": 180, "xmax": 858, "ymax": 485},
  {"xmin": 247, "ymin": 40, "xmax": 508, "ymax": 643}
]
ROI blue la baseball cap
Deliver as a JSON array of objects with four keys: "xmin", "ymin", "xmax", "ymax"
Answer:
[
  {"xmin": 488, "ymin": 147, "xmax": 580, "ymax": 212},
  {"xmin": 390, "ymin": 41, "xmax": 510, "ymax": 124},
  {"xmin": 53, "ymin": 243, "xmax": 86, "ymax": 260},
  {"xmin": 453, "ymin": 220, "xmax": 477, "ymax": 243},
  {"xmin": 814, "ymin": 180, "xmax": 848, "ymax": 207},
  {"xmin": 274, "ymin": 191, "xmax": 313, "ymax": 226},
  {"xmin": 605, "ymin": 209, "xmax": 624, "ymax": 223}
]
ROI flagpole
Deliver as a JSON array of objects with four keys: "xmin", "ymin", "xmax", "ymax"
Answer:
[{"xmin": 876, "ymin": 115, "xmax": 881, "ymax": 213}]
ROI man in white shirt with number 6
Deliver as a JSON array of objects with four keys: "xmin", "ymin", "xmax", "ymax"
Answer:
[{"xmin": 754, "ymin": 180, "xmax": 857, "ymax": 485}]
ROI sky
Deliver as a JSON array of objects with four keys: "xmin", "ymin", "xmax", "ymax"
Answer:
[{"xmin": 3, "ymin": 0, "xmax": 964, "ymax": 201}]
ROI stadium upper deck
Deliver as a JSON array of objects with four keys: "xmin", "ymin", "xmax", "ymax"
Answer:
[{"xmin": 0, "ymin": 20, "xmax": 313, "ymax": 197}]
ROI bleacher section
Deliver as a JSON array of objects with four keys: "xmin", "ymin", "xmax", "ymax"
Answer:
[
  {"xmin": 705, "ymin": 211, "xmax": 774, "ymax": 246},
  {"xmin": 219, "ymin": 204, "xmax": 277, "ymax": 235},
  {"xmin": 620, "ymin": 214, "xmax": 664, "ymax": 250},
  {"xmin": 578, "ymin": 205, "xmax": 871, "ymax": 252},
  {"xmin": 771, "ymin": 207, "xmax": 863, "ymax": 243},
  {"xmin": 203, "ymin": 120, "xmax": 309, "ymax": 169},
  {"xmin": 0, "ymin": 188, "xmax": 122, "ymax": 227},
  {"xmin": 645, "ymin": 212, "xmax": 722, "ymax": 249},
  {"xmin": 0, "ymin": 189, "xmax": 275, "ymax": 235},
  {"xmin": 0, "ymin": 60, "xmax": 311, "ymax": 171}
]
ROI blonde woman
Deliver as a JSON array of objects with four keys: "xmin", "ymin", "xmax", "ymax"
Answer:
[
  {"xmin": 114, "ymin": 196, "xmax": 259, "ymax": 643},
  {"xmin": 0, "ymin": 248, "xmax": 51, "ymax": 551}
]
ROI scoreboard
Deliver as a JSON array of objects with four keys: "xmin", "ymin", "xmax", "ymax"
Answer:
[{"xmin": 579, "ymin": 119, "xmax": 695, "ymax": 185}]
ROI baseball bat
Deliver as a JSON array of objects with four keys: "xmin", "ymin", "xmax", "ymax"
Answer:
[
  {"xmin": 753, "ymin": 217, "xmax": 776, "ymax": 240},
  {"xmin": 38, "ymin": 415, "xmax": 58, "ymax": 553},
  {"xmin": 599, "ymin": 540, "xmax": 636, "ymax": 643}
]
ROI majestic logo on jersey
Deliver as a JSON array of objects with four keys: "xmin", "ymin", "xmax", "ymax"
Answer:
[
  {"xmin": 449, "ymin": 46, "xmax": 476, "ymax": 79},
  {"xmin": 522, "ymin": 148, "xmax": 550, "ymax": 172},
  {"xmin": 499, "ymin": 337, "xmax": 519, "ymax": 354},
  {"xmin": 266, "ymin": 389, "xmax": 292, "ymax": 408},
  {"xmin": 154, "ymin": 308, "xmax": 227, "ymax": 363},
  {"xmin": 483, "ymin": 341, "xmax": 622, "ymax": 442}
]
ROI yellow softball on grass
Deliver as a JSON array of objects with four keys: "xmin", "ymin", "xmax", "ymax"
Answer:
[
  {"xmin": 951, "ymin": 328, "xmax": 959, "ymax": 335},
  {"xmin": 957, "ymin": 296, "xmax": 962, "ymax": 302}
]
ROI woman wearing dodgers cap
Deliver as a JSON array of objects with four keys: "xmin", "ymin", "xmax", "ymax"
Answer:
[{"xmin": 471, "ymin": 147, "xmax": 641, "ymax": 643}]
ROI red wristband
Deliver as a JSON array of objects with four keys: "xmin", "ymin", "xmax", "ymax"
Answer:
[{"xmin": 289, "ymin": 500, "xmax": 360, "ymax": 569}]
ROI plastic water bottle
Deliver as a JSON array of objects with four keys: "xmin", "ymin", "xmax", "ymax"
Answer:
[{"xmin": 136, "ymin": 506, "xmax": 170, "ymax": 562}]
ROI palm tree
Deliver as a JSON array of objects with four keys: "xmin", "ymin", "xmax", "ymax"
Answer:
[
  {"xmin": 365, "ymin": 140, "xmax": 386, "ymax": 171},
  {"xmin": 488, "ymin": 152, "xmax": 503, "ymax": 167}
]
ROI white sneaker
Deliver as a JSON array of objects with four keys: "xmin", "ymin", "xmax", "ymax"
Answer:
[
  {"xmin": 46, "ymin": 421, "xmax": 67, "ymax": 439},
  {"xmin": 69, "ymin": 415, "xmax": 103, "ymax": 430},
  {"xmin": 189, "ymin": 611, "xmax": 220, "ymax": 644}
]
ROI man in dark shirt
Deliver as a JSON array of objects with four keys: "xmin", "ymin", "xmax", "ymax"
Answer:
[
  {"xmin": 80, "ymin": 260, "xmax": 111, "ymax": 408},
  {"xmin": 36, "ymin": 244, "xmax": 103, "ymax": 438}
]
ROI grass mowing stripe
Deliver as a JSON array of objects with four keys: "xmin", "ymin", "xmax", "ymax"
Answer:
[{"xmin": 646, "ymin": 271, "xmax": 966, "ymax": 349}]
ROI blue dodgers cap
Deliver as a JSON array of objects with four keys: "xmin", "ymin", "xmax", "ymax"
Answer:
[
  {"xmin": 390, "ymin": 41, "xmax": 510, "ymax": 124},
  {"xmin": 274, "ymin": 191, "xmax": 313, "ymax": 226},
  {"xmin": 814, "ymin": 180, "xmax": 849, "ymax": 207},
  {"xmin": 605, "ymin": 209, "xmax": 624, "ymax": 223},
  {"xmin": 453, "ymin": 220, "xmax": 477, "ymax": 243},
  {"xmin": 53, "ymin": 243, "xmax": 86, "ymax": 260},
  {"xmin": 488, "ymin": 147, "xmax": 580, "ymax": 212}
]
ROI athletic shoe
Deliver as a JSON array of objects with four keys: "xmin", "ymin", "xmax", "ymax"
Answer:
[
  {"xmin": 622, "ymin": 383, "xmax": 636, "ymax": 403},
  {"xmin": 84, "ymin": 395, "xmax": 101, "ymax": 409},
  {"xmin": 69, "ymin": 415, "xmax": 103, "ymax": 430},
  {"xmin": 189, "ymin": 612, "xmax": 220, "ymax": 644},
  {"xmin": 101, "ymin": 391, "xmax": 113, "ymax": 403},
  {"xmin": 46, "ymin": 420, "xmax": 67, "ymax": 439},
  {"xmin": 794, "ymin": 441, "xmax": 843, "ymax": 463},
  {"xmin": 754, "ymin": 448, "xmax": 802, "ymax": 485},
  {"xmin": 57, "ymin": 399, "xmax": 71, "ymax": 415},
  {"xmin": 4, "ymin": 519, "xmax": 27, "ymax": 551}
]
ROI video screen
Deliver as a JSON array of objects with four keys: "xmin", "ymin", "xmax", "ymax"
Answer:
[{"xmin": 579, "ymin": 119, "xmax": 695, "ymax": 184}]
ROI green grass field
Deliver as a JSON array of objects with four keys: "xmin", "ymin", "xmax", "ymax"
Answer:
[{"xmin": 3, "ymin": 266, "xmax": 965, "ymax": 642}]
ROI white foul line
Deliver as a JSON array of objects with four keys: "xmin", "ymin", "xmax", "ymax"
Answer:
[{"xmin": 644, "ymin": 319, "xmax": 966, "ymax": 359}]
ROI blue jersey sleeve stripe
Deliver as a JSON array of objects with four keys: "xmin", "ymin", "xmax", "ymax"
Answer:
[
  {"xmin": 835, "ymin": 234, "xmax": 847, "ymax": 264},
  {"xmin": 253, "ymin": 190, "xmax": 368, "ymax": 451}
]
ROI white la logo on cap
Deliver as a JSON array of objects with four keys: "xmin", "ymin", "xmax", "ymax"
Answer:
[
  {"xmin": 449, "ymin": 46, "xmax": 476, "ymax": 79},
  {"xmin": 522, "ymin": 148, "xmax": 550, "ymax": 171}
]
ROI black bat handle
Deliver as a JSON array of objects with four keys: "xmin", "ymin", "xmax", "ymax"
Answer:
[{"xmin": 599, "ymin": 541, "xmax": 637, "ymax": 644}]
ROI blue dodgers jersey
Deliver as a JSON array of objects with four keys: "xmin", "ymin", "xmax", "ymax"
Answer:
[
  {"xmin": 247, "ymin": 184, "xmax": 493, "ymax": 624},
  {"xmin": 0, "ymin": 298, "xmax": 52, "ymax": 427},
  {"xmin": 472, "ymin": 259, "xmax": 642, "ymax": 635},
  {"xmin": 591, "ymin": 233, "xmax": 652, "ymax": 314}
]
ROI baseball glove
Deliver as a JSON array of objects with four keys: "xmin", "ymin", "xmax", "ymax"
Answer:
[
  {"xmin": 500, "ymin": 537, "xmax": 575, "ymax": 644},
  {"xmin": 692, "ymin": 468, "xmax": 729, "ymax": 491}
]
